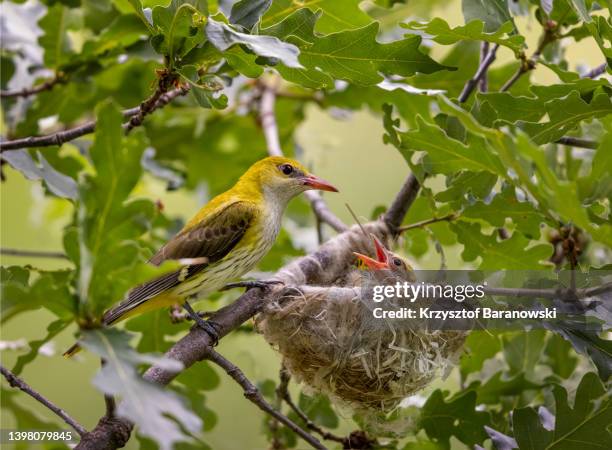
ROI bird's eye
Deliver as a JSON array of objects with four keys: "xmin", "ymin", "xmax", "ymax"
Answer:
[
  {"xmin": 393, "ymin": 258, "xmax": 403, "ymax": 267},
  {"xmin": 279, "ymin": 164, "xmax": 294, "ymax": 175}
]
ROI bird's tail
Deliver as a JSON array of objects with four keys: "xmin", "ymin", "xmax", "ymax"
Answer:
[{"xmin": 62, "ymin": 342, "xmax": 82, "ymax": 358}]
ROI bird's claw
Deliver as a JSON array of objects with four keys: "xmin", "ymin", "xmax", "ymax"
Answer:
[
  {"xmin": 222, "ymin": 280, "xmax": 284, "ymax": 292},
  {"xmin": 182, "ymin": 301, "xmax": 221, "ymax": 346}
]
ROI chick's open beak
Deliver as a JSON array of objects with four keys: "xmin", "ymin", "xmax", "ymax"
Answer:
[
  {"xmin": 353, "ymin": 252, "xmax": 389, "ymax": 270},
  {"xmin": 353, "ymin": 235, "xmax": 390, "ymax": 270},
  {"xmin": 301, "ymin": 174, "xmax": 339, "ymax": 192}
]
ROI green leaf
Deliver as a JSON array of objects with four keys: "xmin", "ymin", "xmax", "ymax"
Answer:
[
  {"xmin": 460, "ymin": 330, "xmax": 501, "ymax": 376},
  {"xmin": 398, "ymin": 116, "xmax": 506, "ymax": 176},
  {"xmin": 512, "ymin": 372, "xmax": 612, "ymax": 450},
  {"xmin": 230, "ymin": 0, "xmax": 272, "ymax": 30},
  {"xmin": 403, "ymin": 19, "xmax": 525, "ymax": 55},
  {"xmin": 462, "ymin": 0, "xmax": 515, "ymax": 32},
  {"xmin": 151, "ymin": 0, "xmax": 207, "ymax": 59},
  {"xmin": 502, "ymin": 330, "xmax": 546, "ymax": 376},
  {"xmin": 12, "ymin": 319, "xmax": 70, "ymax": 375},
  {"xmin": 261, "ymin": 0, "xmax": 372, "ymax": 34},
  {"xmin": 463, "ymin": 187, "xmax": 546, "ymax": 238},
  {"xmin": 477, "ymin": 92, "xmax": 546, "ymax": 123},
  {"xmin": 76, "ymin": 100, "xmax": 163, "ymax": 317},
  {"xmin": 1, "ymin": 150, "xmax": 78, "ymax": 200},
  {"xmin": 175, "ymin": 361, "xmax": 221, "ymax": 392},
  {"xmin": 1, "ymin": 266, "xmax": 75, "ymax": 324},
  {"xmin": 177, "ymin": 66, "xmax": 228, "ymax": 109},
  {"xmin": 473, "ymin": 371, "xmax": 541, "ymax": 404},
  {"xmin": 451, "ymin": 222, "xmax": 551, "ymax": 269},
  {"xmin": 519, "ymin": 90, "xmax": 612, "ymax": 144},
  {"xmin": 205, "ymin": 18, "xmax": 302, "ymax": 68},
  {"xmin": 298, "ymin": 22, "xmax": 448, "ymax": 86},
  {"xmin": 549, "ymin": 326, "xmax": 612, "ymax": 380},
  {"xmin": 127, "ymin": 0, "xmax": 156, "ymax": 32},
  {"xmin": 298, "ymin": 393, "xmax": 339, "ymax": 429},
  {"xmin": 435, "ymin": 171, "xmax": 498, "ymax": 206},
  {"xmin": 418, "ymin": 389, "xmax": 490, "ymax": 447},
  {"xmin": 80, "ymin": 329, "xmax": 202, "ymax": 450},
  {"xmin": 543, "ymin": 333, "xmax": 578, "ymax": 379},
  {"xmin": 38, "ymin": 4, "xmax": 75, "ymax": 69}
]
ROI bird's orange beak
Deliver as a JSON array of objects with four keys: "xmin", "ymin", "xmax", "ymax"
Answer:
[
  {"xmin": 301, "ymin": 174, "xmax": 339, "ymax": 192},
  {"xmin": 353, "ymin": 236, "xmax": 389, "ymax": 270}
]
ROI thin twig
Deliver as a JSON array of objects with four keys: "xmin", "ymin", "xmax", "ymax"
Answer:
[
  {"xmin": 397, "ymin": 213, "xmax": 458, "ymax": 233},
  {"xmin": 500, "ymin": 24, "xmax": 557, "ymax": 92},
  {"xmin": 258, "ymin": 79, "xmax": 347, "ymax": 233},
  {"xmin": 1, "ymin": 365, "xmax": 87, "ymax": 436},
  {"xmin": 478, "ymin": 42, "xmax": 490, "ymax": 92},
  {"xmin": 458, "ymin": 43, "xmax": 499, "ymax": 102},
  {"xmin": 276, "ymin": 368, "xmax": 345, "ymax": 444},
  {"xmin": 0, "ymin": 247, "xmax": 68, "ymax": 259},
  {"xmin": 0, "ymin": 86, "xmax": 190, "ymax": 151},
  {"xmin": 555, "ymin": 136, "xmax": 599, "ymax": 149},
  {"xmin": 582, "ymin": 63, "xmax": 607, "ymax": 79},
  {"xmin": 206, "ymin": 350, "xmax": 326, "ymax": 450},
  {"xmin": 1, "ymin": 75, "xmax": 65, "ymax": 99}
]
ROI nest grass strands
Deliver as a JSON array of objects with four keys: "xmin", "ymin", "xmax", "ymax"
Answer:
[{"xmin": 256, "ymin": 283, "xmax": 466, "ymax": 412}]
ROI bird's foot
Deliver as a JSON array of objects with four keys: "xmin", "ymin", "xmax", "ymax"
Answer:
[
  {"xmin": 222, "ymin": 279, "xmax": 284, "ymax": 292},
  {"xmin": 169, "ymin": 305, "xmax": 211, "ymax": 324},
  {"xmin": 182, "ymin": 301, "xmax": 221, "ymax": 346}
]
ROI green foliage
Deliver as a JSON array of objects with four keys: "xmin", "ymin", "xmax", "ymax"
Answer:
[
  {"xmin": 80, "ymin": 328, "xmax": 202, "ymax": 449},
  {"xmin": 512, "ymin": 372, "xmax": 612, "ymax": 450}
]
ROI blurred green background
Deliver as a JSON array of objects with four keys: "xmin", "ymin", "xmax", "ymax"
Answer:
[{"xmin": 0, "ymin": 0, "xmax": 606, "ymax": 448}]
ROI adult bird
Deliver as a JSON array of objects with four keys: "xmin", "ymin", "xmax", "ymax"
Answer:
[{"xmin": 64, "ymin": 156, "xmax": 338, "ymax": 357}]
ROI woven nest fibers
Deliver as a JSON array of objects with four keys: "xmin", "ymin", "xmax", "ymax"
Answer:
[{"xmin": 256, "ymin": 285, "xmax": 466, "ymax": 411}]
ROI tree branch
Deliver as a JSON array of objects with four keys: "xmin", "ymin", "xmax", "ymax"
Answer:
[
  {"xmin": 206, "ymin": 350, "xmax": 326, "ymax": 450},
  {"xmin": 458, "ymin": 43, "xmax": 499, "ymax": 103},
  {"xmin": 554, "ymin": 136, "xmax": 599, "ymax": 149},
  {"xmin": 582, "ymin": 62, "xmax": 607, "ymax": 79},
  {"xmin": 383, "ymin": 173, "xmax": 421, "ymax": 234},
  {"xmin": 1, "ymin": 365, "xmax": 87, "ymax": 436},
  {"xmin": 258, "ymin": 79, "xmax": 348, "ymax": 233},
  {"xmin": 0, "ymin": 247, "xmax": 68, "ymax": 259},
  {"xmin": 478, "ymin": 42, "xmax": 490, "ymax": 93},
  {"xmin": 0, "ymin": 86, "xmax": 190, "ymax": 151},
  {"xmin": 276, "ymin": 368, "xmax": 345, "ymax": 444},
  {"xmin": 1, "ymin": 75, "xmax": 65, "ymax": 99}
]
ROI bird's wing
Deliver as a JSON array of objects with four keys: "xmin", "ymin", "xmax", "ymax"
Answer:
[{"xmin": 103, "ymin": 200, "xmax": 258, "ymax": 324}]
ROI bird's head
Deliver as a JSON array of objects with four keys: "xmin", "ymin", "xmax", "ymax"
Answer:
[
  {"xmin": 354, "ymin": 235, "xmax": 416, "ymax": 282},
  {"xmin": 243, "ymin": 156, "xmax": 338, "ymax": 203}
]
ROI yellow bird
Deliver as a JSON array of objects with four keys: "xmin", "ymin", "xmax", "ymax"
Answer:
[{"xmin": 64, "ymin": 156, "xmax": 338, "ymax": 356}]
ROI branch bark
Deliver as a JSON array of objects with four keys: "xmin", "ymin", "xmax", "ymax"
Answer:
[
  {"xmin": 554, "ymin": 136, "xmax": 599, "ymax": 149},
  {"xmin": 383, "ymin": 173, "xmax": 421, "ymax": 234},
  {"xmin": 458, "ymin": 43, "xmax": 499, "ymax": 103},
  {"xmin": 0, "ymin": 86, "xmax": 190, "ymax": 152},
  {"xmin": 276, "ymin": 368, "xmax": 346, "ymax": 444},
  {"xmin": 1, "ymin": 75, "xmax": 65, "ymax": 99},
  {"xmin": 0, "ymin": 247, "xmax": 68, "ymax": 259},
  {"xmin": 206, "ymin": 350, "xmax": 325, "ymax": 450},
  {"xmin": 582, "ymin": 62, "xmax": 607, "ymax": 79},
  {"xmin": 1, "ymin": 365, "xmax": 87, "ymax": 436}
]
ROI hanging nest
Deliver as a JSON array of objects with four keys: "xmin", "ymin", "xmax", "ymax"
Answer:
[{"xmin": 256, "ymin": 283, "xmax": 467, "ymax": 411}]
